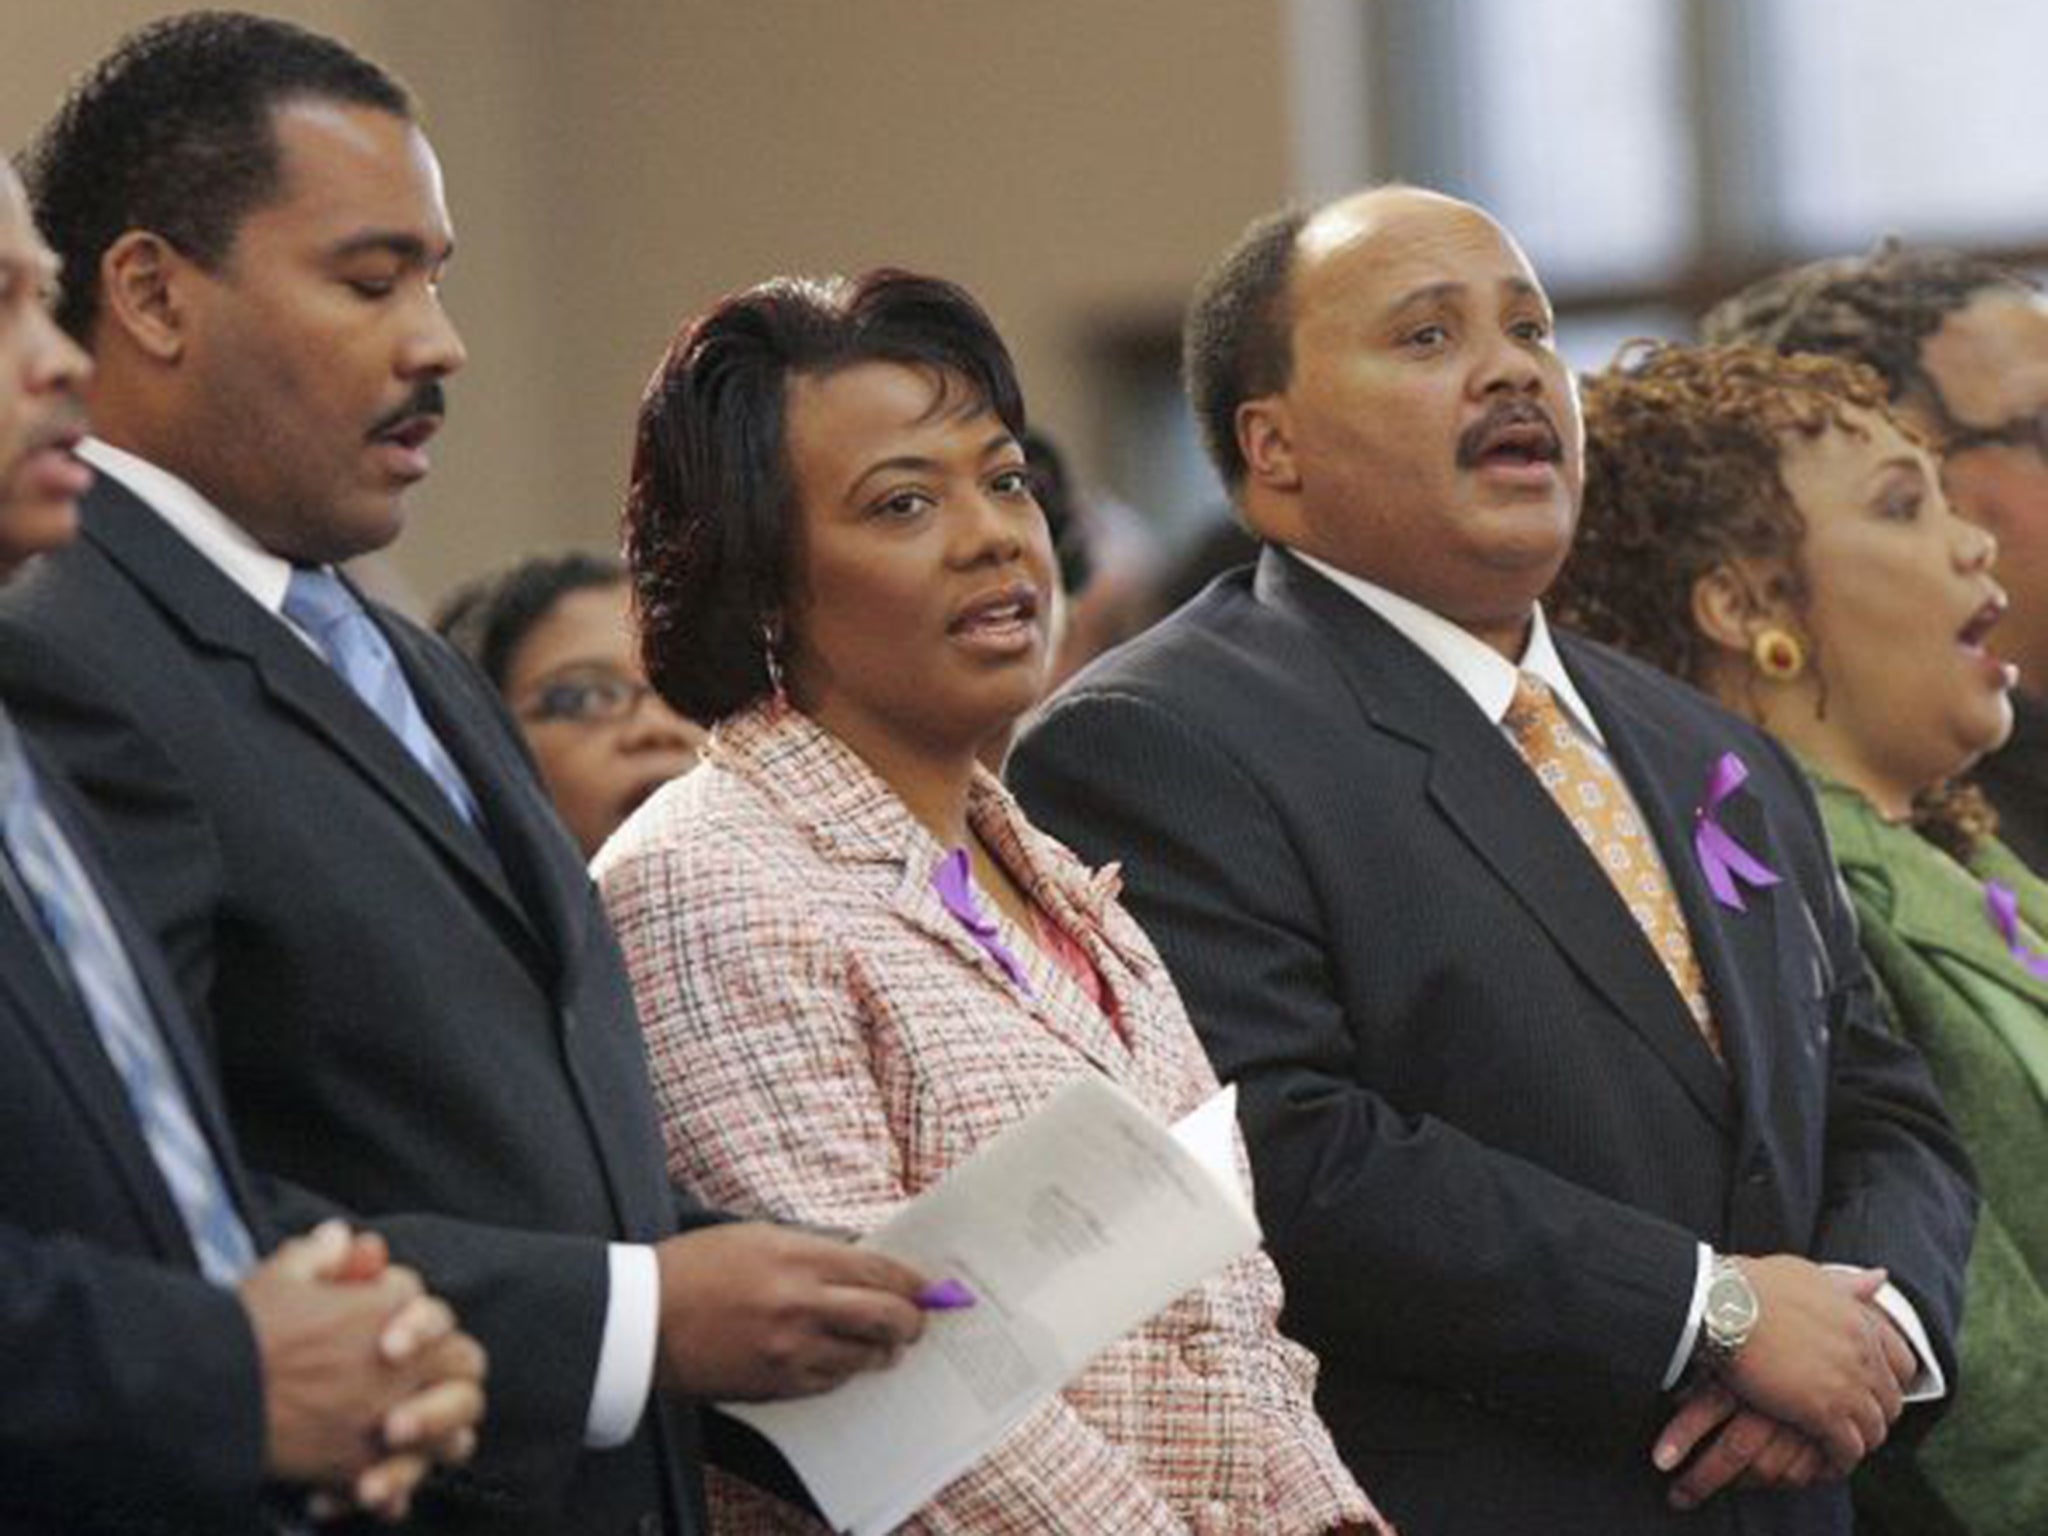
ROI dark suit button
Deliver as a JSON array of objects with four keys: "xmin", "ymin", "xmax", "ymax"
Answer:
[
  {"xmin": 635, "ymin": 1515, "xmax": 663, "ymax": 1536},
  {"xmin": 1746, "ymin": 1162, "xmax": 1771, "ymax": 1187}
]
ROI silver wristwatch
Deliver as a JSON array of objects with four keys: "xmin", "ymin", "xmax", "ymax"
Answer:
[{"xmin": 1693, "ymin": 1254, "xmax": 1761, "ymax": 1374}]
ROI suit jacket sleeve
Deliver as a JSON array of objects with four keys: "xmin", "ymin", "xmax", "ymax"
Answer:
[
  {"xmin": 0, "ymin": 616, "xmax": 622, "ymax": 1517},
  {"xmin": 0, "ymin": 1225, "xmax": 268, "ymax": 1533},
  {"xmin": 599, "ymin": 826, "xmax": 1194, "ymax": 1535},
  {"xmin": 1010, "ymin": 689, "xmax": 1704, "ymax": 1435}
]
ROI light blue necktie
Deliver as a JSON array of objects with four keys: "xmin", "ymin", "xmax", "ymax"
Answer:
[
  {"xmin": 0, "ymin": 708, "xmax": 257, "ymax": 1285},
  {"xmin": 283, "ymin": 566, "xmax": 482, "ymax": 827}
]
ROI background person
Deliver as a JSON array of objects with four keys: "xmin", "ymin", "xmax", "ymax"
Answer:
[
  {"xmin": 596, "ymin": 268, "xmax": 1387, "ymax": 1535},
  {"xmin": 1553, "ymin": 340, "xmax": 2048, "ymax": 1536},
  {"xmin": 435, "ymin": 550, "xmax": 703, "ymax": 857},
  {"xmin": 1704, "ymin": 246, "xmax": 2048, "ymax": 870}
]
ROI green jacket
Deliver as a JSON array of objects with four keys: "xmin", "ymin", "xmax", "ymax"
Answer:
[{"xmin": 1816, "ymin": 777, "xmax": 2048, "ymax": 1536}]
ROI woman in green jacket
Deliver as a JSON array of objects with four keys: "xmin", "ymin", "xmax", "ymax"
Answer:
[{"xmin": 1554, "ymin": 341, "xmax": 2048, "ymax": 1536}]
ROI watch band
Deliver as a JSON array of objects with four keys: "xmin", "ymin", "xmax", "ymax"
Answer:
[{"xmin": 1693, "ymin": 1253, "xmax": 1760, "ymax": 1376}]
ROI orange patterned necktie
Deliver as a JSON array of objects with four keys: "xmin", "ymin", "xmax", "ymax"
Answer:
[{"xmin": 1503, "ymin": 673, "xmax": 1722, "ymax": 1059}]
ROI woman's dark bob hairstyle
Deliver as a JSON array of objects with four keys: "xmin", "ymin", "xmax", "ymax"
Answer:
[{"xmin": 624, "ymin": 268, "xmax": 1028, "ymax": 725}]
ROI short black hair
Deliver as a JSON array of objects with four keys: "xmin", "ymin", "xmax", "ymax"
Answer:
[
  {"xmin": 433, "ymin": 551, "xmax": 626, "ymax": 692},
  {"xmin": 1183, "ymin": 205, "xmax": 1309, "ymax": 491},
  {"xmin": 22, "ymin": 9, "xmax": 412, "ymax": 341},
  {"xmin": 625, "ymin": 269, "xmax": 1028, "ymax": 725},
  {"xmin": 1701, "ymin": 242, "xmax": 2032, "ymax": 415},
  {"xmin": 1021, "ymin": 428, "xmax": 1092, "ymax": 594}
]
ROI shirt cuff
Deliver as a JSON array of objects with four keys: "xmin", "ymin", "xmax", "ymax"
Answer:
[
  {"xmin": 584, "ymin": 1243, "xmax": 660, "ymax": 1448},
  {"xmin": 1662, "ymin": 1242, "xmax": 1714, "ymax": 1390},
  {"xmin": 1824, "ymin": 1265, "xmax": 1946, "ymax": 1402}
]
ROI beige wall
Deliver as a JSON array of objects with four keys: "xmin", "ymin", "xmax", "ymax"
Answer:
[{"xmin": 0, "ymin": 1, "xmax": 1292, "ymax": 611}]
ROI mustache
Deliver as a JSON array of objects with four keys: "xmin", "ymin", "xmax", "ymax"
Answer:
[
  {"xmin": 1454, "ymin": 399, "xmax": 1561, "ymax": 468},
  {"xmin": 23, "ymin": 403, "xmax": 90, "ymax": 454},
  {"xmin": 369, "ymin": 381, "xmax": 447, "ymax": 437}
]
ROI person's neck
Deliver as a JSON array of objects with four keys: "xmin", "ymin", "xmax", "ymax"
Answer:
[
  {"xmin": 1734, "ymin": 678, "xmax": 1919, "ymax": 821},
  {"xmin": 805, "ymin": 704, "xmax": 980, "ymax": 850},
  {"xmin": 1806, "ymin": 753, "xmax": 1917, "ymax": 821},
  {"xmin": 80, "ymin": 371, "xmax": 174, "ymax": 469},
  {"xmin": 1466, "ymin": 610, "xmax": 1534, "ymax": 662}
]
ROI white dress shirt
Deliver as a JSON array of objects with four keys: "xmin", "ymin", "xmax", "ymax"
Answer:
[
  {"xmin": 1291, "ymin": 548, "xmax": 1941, "ymax": 1401},
  {"xmin": 77, "ymin": 438, "xmax": 662, "ymax": 1446}
]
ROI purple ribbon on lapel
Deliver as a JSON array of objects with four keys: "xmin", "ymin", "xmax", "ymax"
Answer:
[
  {"xmin": 1693, "ymin": 752, "xmax": 1782, "ymax": 912},
  {"xmin": 1984, "ymin": 881, "xmax": 2048, "ymax": 980},
  {"xmin": 932, "ymin": 848, "xmax": 1034, "ymax": 995}
]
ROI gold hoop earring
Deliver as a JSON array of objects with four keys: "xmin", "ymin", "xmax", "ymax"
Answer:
[{"xmin": 1751, "ymin": 628, "xmax": 1806, "ymax": 683}]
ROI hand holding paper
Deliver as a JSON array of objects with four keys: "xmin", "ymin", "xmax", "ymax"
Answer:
[
  {"xmin": 653, "ymin": 1222, "xmax": 929, "ymax": 1400},
  {"xmin": 723, "ymin": 1075, "xmax": 1261, "ymax": 1536}
]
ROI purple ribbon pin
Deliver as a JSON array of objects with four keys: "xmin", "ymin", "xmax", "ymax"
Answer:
[
  {"xmin": 932, "ymin": 848, "xmax": 1034, "ymax": 994},
  {"xmin": 1693, "ymin": 752, "xmax": 1782, "ymax": 912},
  {"xmin": 1984, "ymin": 881, "xmax": 2048, "ymax": 981}
]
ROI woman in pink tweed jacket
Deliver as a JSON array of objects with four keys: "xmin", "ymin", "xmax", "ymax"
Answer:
[{"xmin": 594, "ymin": 270, "xmax": 1387, "ymax": 1536}]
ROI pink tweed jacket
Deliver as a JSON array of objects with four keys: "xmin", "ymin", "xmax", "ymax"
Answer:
[{"xmin": 594, "ymin": 702, "xmax": 1378, "ymax": 1536}]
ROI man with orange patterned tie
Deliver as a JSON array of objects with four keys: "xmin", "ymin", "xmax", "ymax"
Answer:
[{"xmin": 1010, "ymin": 185, "xmax": 1974, "ymax": 1536}]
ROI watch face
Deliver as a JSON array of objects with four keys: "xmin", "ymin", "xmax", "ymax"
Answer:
[{"xmin": 1707, "ymin": 1275, "xmax": 1759, "ymax": 1334}]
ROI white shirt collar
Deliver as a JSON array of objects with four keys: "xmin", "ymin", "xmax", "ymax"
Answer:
[
  {"xmin": 77, "ymin": 437, "xmax": 298, "ymax": 616},
  {"xmin": 1288, "ymin": 546, "xmax": 1606, "ymax": 745}
]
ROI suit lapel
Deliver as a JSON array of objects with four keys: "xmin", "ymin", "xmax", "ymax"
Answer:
[
  {"xmin": 36, "ymin": 760, "xmax": 275, "ymax": 1248},
  {"xmin": 880, "ymin": 844, "xmax": 1132, "ymax": 1078},
  {"xmin": 80, "ymin": 483, "xmax": 536, "ymax": 953},
  {"xmin": 1574, "ymin": 649, "xmax": 1773, "ymax": 1133},
  {"xmin": 379, "ymin": 615, "xmax": 563, "ymax": 965},
  {"xmin": 0, "ymin": 865, "xmax": 209, "ymax": 1262},
  {"xmin": 970, "ymin": 780, "xmax": 1150, "ymax": 1081},
  {"xmin": 1829, "ymin": 790, "xmax": 2048, "ymax": 1054},
  {"xmin": 727, "ymin": 706, "xmax": 1133, "ymax": 1076},
  {"xmin": 1261, "ymin": 551, "xmax": 1733, "ymax": 1132},
  {"xmin": 1885, "ymin": 831, "xmax": 2048, "ymax": 1013}
]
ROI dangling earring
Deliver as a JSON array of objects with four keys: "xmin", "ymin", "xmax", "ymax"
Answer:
[
  {"xmin": 1751, "ymin": 627, "xmax": 1807, "ymax": 683},
  {"xmin": 761, "ymin": 616, "xmax": 788, "ymax": 709}
]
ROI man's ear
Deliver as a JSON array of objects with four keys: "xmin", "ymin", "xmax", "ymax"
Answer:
[
  {"xmin": 98, "ymin": 231, "xmax": 193, "ymax": 363},
  {"xmin": 1237, "ymin": 395, "xmax": 1300, "ymax": 494}
]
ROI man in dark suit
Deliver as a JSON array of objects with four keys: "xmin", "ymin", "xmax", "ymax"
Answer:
[
  {"xmin": 0, "ymin": 15, "xmax": 925, "ymax": 1535},
  {"xmin": 0, "ymin": 154, "xmax": 485, "ymax": 1534},
  {"xmin": 1702, "ymin": 247, "xmax": 2048, "ymax": 871},
  {"xmin": 1009, "ymin": 186, "xmax": 1975, "ymax": 1534}
]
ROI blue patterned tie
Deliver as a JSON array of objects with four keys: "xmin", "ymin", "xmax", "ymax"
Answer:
[
  {"xmin": 283, "ymin": 566, "xmax": 481, "ymax": 827},
  {"xmin": 0, "ymin": 708, "xmax": 257, "ymax": 1285}
]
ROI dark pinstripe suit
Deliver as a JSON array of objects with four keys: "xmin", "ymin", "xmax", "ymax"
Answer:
[
  {"xmin": 1010, "ymin": 546, "xmax": 1973, "ymax": 1536},
  {"xmin": 0, "ymin": 728, "xmax": 272, "ymax": 1534},
  {"xmin": 0, "ymin": 475, "xmax": 711, "ymax": 1536}
]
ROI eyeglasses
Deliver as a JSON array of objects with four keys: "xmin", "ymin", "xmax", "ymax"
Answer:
[{"xmin": 518, "ymin": 672, "xmax": 661, "ymax": 726}]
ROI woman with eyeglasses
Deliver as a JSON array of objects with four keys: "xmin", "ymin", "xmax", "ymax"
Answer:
[
  {"xmin": 593, "ymin": 270, "xmax": 1387, "ymax": 1534},
  {"xmin": 435, "ymin": 550, "xmax": 705, "ymax": 857},
  {"xmin": 1554, "ymin": 342, "xmax": 2048, "ymax": 1536}
]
